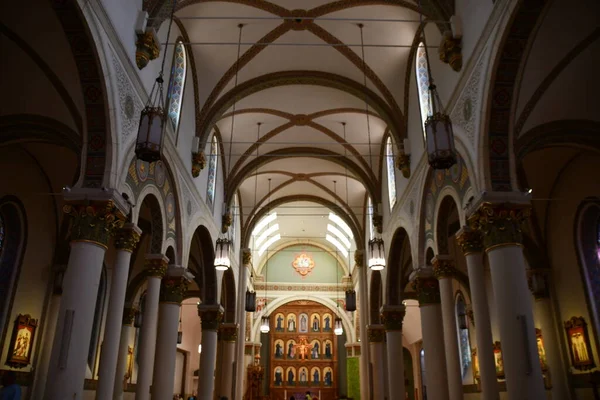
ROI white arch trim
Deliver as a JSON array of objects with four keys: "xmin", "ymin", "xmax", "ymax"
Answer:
[{"xmin": 256, "ymin": 241, "xmax": 350, "ymax": 276}]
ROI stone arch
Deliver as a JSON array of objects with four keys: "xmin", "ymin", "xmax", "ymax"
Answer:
[
  {"xmin": 221, "ymin": 268, "xmax": 236, "ymax": 323},
  {"xmin": 369, "ymin": 271, "xmax": 383, "ymax": 324},
  {"xmin": 188, "ymin": 225, "xmax": 218, "ymax": 305},
  {"xmin": 386, "ymin": 227, "xmax": 412, "ymax": 306},
  {"xmin": 434, "ymin": 195, "xmax": 462, "ymax": 256},
  {"xmin": 165, "ymin": 246, "xmax": 176, "ymax": 264},
  {"xmin": 137, "ymin": 193, "xmax": 165, "ymax": 254}
]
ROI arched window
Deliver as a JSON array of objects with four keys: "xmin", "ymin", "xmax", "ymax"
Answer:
[
  {"xmin": 88, "ymin": 266, "xmax": 107, "ymax": 374},
  {"xmin": 416, "ymin": 43, "xmax": 431, "ymax": 140},
  {"xmin": 166, "ymin": 40, "xmax": 187, "ymax": 132},
  {"xmin": 455, "ymin": 293, "xmax": 472, "ymax": 378},
  {"xmin": 386, "ymin": 137, "xmax": 397, "ymax": 210},
  {"xmin": 207, "ymin": 135, "xmax": 218, "ymax": 207},
  {"xmin": 367, "ymin": 197, "xmax": 375, "ymax": 240}
]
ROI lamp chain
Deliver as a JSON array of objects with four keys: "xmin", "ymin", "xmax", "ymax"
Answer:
[
  {"xmin": 227, "ymin": 24, "xmax": 245, "ymax": 176},
  {"xmin": 358, "ymin": 24, "xmax": 373, "ymax": 170}
]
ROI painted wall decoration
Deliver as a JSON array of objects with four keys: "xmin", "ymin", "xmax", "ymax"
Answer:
[
  {"xmin": 6, "ymin": 314, "xmax": 37, "ymax": 368},
  {"xmin": 292, "ymin": 252, "xmax": 316, "ymax": 278},
  {"xmin": 564, "ymin": 316, "xmax": 596, "ymax": 371}
]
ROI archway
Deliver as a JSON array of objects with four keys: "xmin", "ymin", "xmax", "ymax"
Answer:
[
  {"xmin": 386, "ymin": 227, "xmax": 412, "ymax": 306},
  {"xmin": 188, "ymin": 225, "xmax": 217, "ymax": 305}
]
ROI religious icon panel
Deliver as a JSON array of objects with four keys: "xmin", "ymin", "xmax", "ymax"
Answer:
[
  {"xmin": 287, "ymin": 313, "xmax": 297, "ymax": 332},
  {"xmin": 275, "ymin": 313, "xmax": 285, "ymax": 332},
  {"xmin": 322, "ymin": 313, "xmax": 332, "ymax": 332},
  {"xmin": 299, "ymin": 313, "xmax": 309, "ymax": 333}
]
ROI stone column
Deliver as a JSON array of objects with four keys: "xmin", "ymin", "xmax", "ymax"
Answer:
[
  {"xmin": 432, "ymin": 256, "xmax": 464, "ymax": 400},
  {"xmin": 235, "ymin": 248, "xmax": 251, "ymax": 400},
  {"xmin": 529, "ymin": 269, "xmax": 571, "ymax": 399},
  {"xmin": 381, "ymin": 304, "xmax": 406, "ymax": 400},
  {"xmin": 135, "ymin": 254, "xmax": 169, "ymax": 400},
  {"xmin": 96, "ymin": 224, "xmax": 141, "ymax": 400},
  {"xmin": 456, "ymin": 227, "xmax": 499, "ymax": 400},
  {"xmin": 219, "ymin": 323, "xmax": 239, "ymax": 399},
  {"xmin": 44, "ymin": 191, "xmax": 128, "ymax": 399},
  {"xmin": 151, "ymin": 267, "xmax": 193, "ymax": 399},
  {"xmin": 113, "ymin": 306, "xmax": 136, "ymax": 400},
  {"xmin": 197, "ymin": 304, "xmax": 224, "ymax": 399},
  {"xmin": 468, "ymin": 197, "xmax": 546, "ymax": 399},
  {"xmin": 368, "ymin": 324, "xmax": 386, "ymax": 400},
  {"xmin": 357, "ymin": 250, "xmax": 371, "ymax": 400},
  {"xmin": 411, "ymin": 267, "xmax": 450, "ymax": 400}
]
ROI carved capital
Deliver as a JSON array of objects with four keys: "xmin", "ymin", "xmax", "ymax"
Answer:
[
  {"xmin": 456, "ymin": 226, "xmax": 484, "ymax": 255},
  {"xmin": 439, "ymin": 32, "xmax": 462, "ymax": 72},
  {"xmin": 219, "ymin": 323, "xmax": 239, "ymax": 342},
  {"xmin": 135, "ymin": 29, "xmax": 160, "ymax": 70},
  {"xmin": 191, "ymin": 151, "xmax": 206, "ymax": 178},
  {"xmin": 242, "ymin": 248, "xmax": 252, "ymax": 266},
  {"xmin": 432, "ymin": 256, "xmax": 456, "ymax": 279},
  {"xmin": 145, "ymin": 254, "xmax": 169, "ymax": 278},
  {"xmin": 222, "ymin": 212, "xmax": 232, "ymax": 234},
  {"xmin": 198, "ymin": 304, "xmax": 224, "ymax": 331},
  {"xmin": 63, "ymin": 199, "xmax": 127, "ymax": 248},
  {"xmin": 468, "ymin": 202, "xmax": 531, "ymax": 251},
  {"xmin": 396, "ymin": 153, "xmax": 411, "ymax": 179},
  {"xmin": 122, "ymin": 306, "xmax": 137, "ymax": 326},
  {"xmin": 354, "ymin": 250, "xmax": 364, "ymax": 268},
  {"xmin": 380, "ymin": 305, "xmax": 406, "ymax": 331},
  {"xmin": 411, "ymin": 274, "xmax": 441, "ymax": 305},
  {"xmin": 114, "ymin": 223, "xmax": 142, "ymax": 252},
  {"xmin": 367, "ymin": 325, "xmax": 385, "ymax": 342},
  {"xmin": 159, "ymin": 276, "xmax": 189, "ymax": 304}
]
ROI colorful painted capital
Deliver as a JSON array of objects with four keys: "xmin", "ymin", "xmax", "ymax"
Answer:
[
  {"xmin": 135, "ymin": 30, "xmax": 160, "ymax": 70},
  {"xmin": 432, "ymin": 256, "xmax": 456, "ymax": 280},
  {"xmin": 412, "ymin": 277, "xmax": 441, "ymax": 305},
  {"xmin": 63, "ymin": 200, "xmax": 126, "ymax": 248},
  {"xmin": 198, "ymin": 305, "xmax": 224, "ymax": 331},
  {"xmin": 456, "ymin": 227, "xmax": 484, "ymax": 255},
  {"xmin": 145, "ymin": 256, "xmax": 168, "ymax": 278},
  {"xmin": 367, "ymin": 325, "xmax": 385, "ymax": 343},
  {"xmin": 219, "ymin": 323, "xmax": 239, "ymax": 342},
  {"xmin": 191, "ymin": 150, "xmax": 206, "ymax": 178},
  {"xmin": 381, "ymin": 305, "xmax": 406, "ymax": 331},
  {"xmin": 159, "ymin": 276, "xmax": 189, "ymax": 304},
  {"xmin": 114, "ymin": 224, "xmax": 141, "ymax": 252},
  {"xmin": 468, "ymin": 202, "xmax": 531, "ymax": 251}
]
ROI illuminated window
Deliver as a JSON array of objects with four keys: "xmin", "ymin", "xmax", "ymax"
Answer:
[
  {"xmin": 386, "ymin": 138, "xmax": 396, "ymax": 210},
  {"xmin": 455, "ymin": 294, "xmax": 472, "ymax": 378},
  {"xmin": 166, "ymin": 41, "xmax": 187, "ymax": 132},
  {"xmin": 416, "ymin": 43, "xmax": 431, "ymax": 140},
  {"xmin": 207, "ymin": 135, "xmax": 218, "ymax": 206}
]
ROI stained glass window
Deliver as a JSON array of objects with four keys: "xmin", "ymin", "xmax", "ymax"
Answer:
[
  {"xmin": 386, "ymin": 137, "xmax": 397, "ymax": 210},
  {"xmin": 416, "ymin": 43, "xmax": 431, "ymax": 140},
  {"xmin": 367, "ymin": 197, "xmax": 375, "ymax": 240},
  {"xmin": 207, "ymin": 135, "xmax": 218, "ymax": 206},
  {"xmin": 456, "ymin": 294, "xmax": 472, "ymax": 378},
  {"xmin": 166, "ymin": 41, "xmax": 187, "ymax": 132}
]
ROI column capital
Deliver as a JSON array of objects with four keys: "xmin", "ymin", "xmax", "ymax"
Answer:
[
  {"xmin": 380, "ymin": 304, "xmax": 406, "ymax": 331},
  {"xmin": 114, "ymin": 223, "xmax": 142, "ymax": 252},
  {"xmin": 432, "ymin": 255, "xmax": 456, "ymax": 279},
  {"xmin": 219, "ymin": 323, "xmax": 239, "ymax": 342},
  {"xmin": 145, "ymin": 254, "xmax": 169, "ymax": 278},
  {"xmin": 159, "ymin": 266, "xmax": 193, "ymax": 304},
  {"xmin": 198, "ymin": 304, "xmax": 224, "ymax": 331},
  {"xmin": 354, "ymin": 250, "xmax": 364, "ymax": 268},
  {"xmin": 122, "ymin": 305, "xmax": 137, "ymax": 326},
  {"xmin": 456, "ymin": 226, "xmax": 484, "ymax": 255},
  {"xmin": 466, "ymin": 192, "xmax": 531, "ymax": 251},
  {"xmin": 242, "ymin": 248, "xmax": 252, "ymax": 265},
  {"xmin": 367, "ymin": 324, "xmax": 386, "ymax": 342},
  {"xmin": 527, "ymin": 268, "xmax": 551, "ymax": 300},
  {"xmin": 62, "ymin": 188, "xmax": 130, "ymax": 248},
  {"xmin": 410, "ymin": 267, "xmax": 441, "ymax": 305}
]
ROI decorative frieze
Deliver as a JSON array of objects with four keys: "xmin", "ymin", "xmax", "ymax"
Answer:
[
  {"xmin": 456, "ymin": 226, "xmax": 484, "ymax": 255},
  {"xmin": 367, "ymin": 325, "xmax": 385, "ymax": 343},
  {"xmin": 198, "ymin": 304, "xmax": 224, "ymax": 331},
  {"xmin": 380, "ymin": 305, "xmax": 406, "ymax": 331},
  {"xmin": 468, "ymin": 202, "xmax": 531, "ymax": 251},
  {"xmin": 432, "ymin": 256, "xmax": 456, "ymax": 280},
  {"xmin": 63, "ymin": 199, "xmax": 127, "ymax": 248},
  {"xmin": 114, "ymin": 223, "xmax": 142, "ymax": 253}
]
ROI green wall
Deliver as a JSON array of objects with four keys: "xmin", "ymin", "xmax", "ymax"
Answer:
[
  {"xmin": 346, "ymin": 357, "xmax": 360, "ymax": 400},
  {"xmin": 264, "ymin": 245, "xmax": 344, "ymax": 283}
]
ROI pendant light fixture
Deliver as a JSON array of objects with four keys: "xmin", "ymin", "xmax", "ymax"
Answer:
[
  {"xmin": 358, "ymin": 24, "xmax": 387, "ymax": 272},
  {"xmin": 418, "ymin": 1, "xmax": 457, "ymax": 170},
  {"xmin": 260, "ymin": 178, "xmax": 273, "ymax": 334},
  {"xmin": 245, "ymin": 286, "xmax": 257, "ymax": 312},
  {"xmin": 341, "ymin": 122, "xmax": 357, "ymax": 312},
  {"xmin": 135, "ymin": 0, "xmax": 177, "ymax": 162}
]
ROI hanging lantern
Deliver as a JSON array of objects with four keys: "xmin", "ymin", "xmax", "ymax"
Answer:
[
  {"xmin": 134, "ymin": 309, "xmax": 143, "ymax": 328},
  {"xmin": 425, "ymin": 100, "xmax": 457, "ymax": 170},
  {"xmin": 245, "ymin": 288, "xmax": 257, "ymax": 312},
  {"xmin": 135, "ymin": 101, "xmax": 165, "ymax": 163},
  {"xmin": 345, "ymin": 289, "xmax": 357, "ymax": 312},
  {"xmin": 214, "ymin": 238, "xmax": 232, "ymax": 271},
  {"xmin": 368, "ymin": 238, "xmax": 386, "ymax": 271},
  {"xmin": 260, "ymin": 316, "xmax": 270, "ymax": 333},
  {"xmin": 177, "ymin": 330, "xmax": 183, "ymax": 344},
  {"xmin": 334, "ymin": 317, "xmax": 343, "ymax": 336}
]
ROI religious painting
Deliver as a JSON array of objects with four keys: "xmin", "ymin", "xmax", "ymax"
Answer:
[
  {"xmin": 310, "ymin": 339, "xmax": 321, "ymax": 359},
  {"xmin": 299, "ymin": 313, "xmax": 309, "ymax": 333},
  {"xmin": 311, "ymin": 313, "xmax": 321, "ymax": 332},
  {"xmin": 311, "ymin": 367, "xmax": 321, "ymax": 384},
  {"xmin": 565, "ymin": 316, "xmax": 596, "ymax": 370},
  {"xmin": 322, "ymin": 313, "xmax": 332, "ymax": 332},
  {"xmin": 292, "ymin": 252, "xmax": 315, "ymax": 278},
  {"xmin": 323, "ymin": 367, "xmax": 333, "ymax": 386},
  {"xmin": 274, "ymin": 339, "xmax": 285, "ymax": 359},
  {"xmin": 6, "ymin": 314, "xmax": 37, "ymax": 368},
  {"xmin": 298, "ymin": 367, "xmax": 309, "ymax": 384},
  {"xmin": 287, "ymin": 313, "xmax": 297, "ymax": 332},
  {"xmin": 536, "ymin": 329, "xmax": 548, "ymax": 371},
  {"xmin": 493, "ymin": 342, "xmax": 504, "ymax": 378},
  {"xmin": 125, "ymin": 345, "xmax": 134, "ymax": 384},
  {"xmin": 286, "ymin": 367, "xmax": 296, "ymax": 386},
  {"xmin": 324, "ymin": 340, "xmax": 333, "ymax": 359},
  {"xmin": 286, "ymin": 339, "xmax": 297, "ymax": 359},
  {"xmin": 275, "ymin": 313, "xmax": 285, "ymax": 332},
  {"xmin": 274, "ymin": 366, "xmax": 284, "ymax": 386}
]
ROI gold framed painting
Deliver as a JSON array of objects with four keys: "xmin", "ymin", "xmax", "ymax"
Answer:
[
  {"xmin": 6, "ymin": 314, "xmax": 37, "ymax": 368},
  {"xmin": 564, "ymin": 316, "xmax": 595, "ymax": 371}
]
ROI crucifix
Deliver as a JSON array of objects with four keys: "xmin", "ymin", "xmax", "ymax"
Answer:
[{"xmin": 292, "ymin": 336, "xmax": 312, "ymax": 361}]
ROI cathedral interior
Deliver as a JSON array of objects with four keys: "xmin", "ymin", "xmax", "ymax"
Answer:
[{"xmin": 0, "ymin": 0, "xmax": 599, "ymax": 399}]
